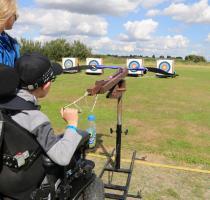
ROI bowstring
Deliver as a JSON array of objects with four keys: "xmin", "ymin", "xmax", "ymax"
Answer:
[
  {"xmin": 90, "ymin": 94, "xmax": 98, "ymax": 113},
  {"xmin": 63, "ymin": 91, "xmax": 99, "ymax": 114},
  {"xmin": 63, "ymin": 91, "xmax": 89, "ymax": 110}
]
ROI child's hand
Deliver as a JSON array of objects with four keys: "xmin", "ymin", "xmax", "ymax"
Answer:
[{"xmin": 60, "ymin": 108, "xmax": 78, "ymax": 127}]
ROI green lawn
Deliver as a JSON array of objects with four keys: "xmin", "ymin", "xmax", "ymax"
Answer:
[{"xmin": 40, "ymin": 61, "xmax": 210, "ymax": 169}]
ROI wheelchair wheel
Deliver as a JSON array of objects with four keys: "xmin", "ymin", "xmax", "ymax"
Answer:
[{"xmin": 78, "ymin": 177, "xmax": 104, "ymax": 200}]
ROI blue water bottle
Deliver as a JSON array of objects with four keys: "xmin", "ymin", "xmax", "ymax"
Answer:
[{"xmin": 86, "ymin": 115, "xmax": 96, "ymax": 148}]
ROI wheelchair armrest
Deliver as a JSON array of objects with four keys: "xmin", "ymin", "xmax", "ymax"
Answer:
[
  {"xmin": 42, "ymin": 155, "xmax": 63, "ymax": 176},
  {"xmin": 42, "ymin": 130, "xmax": 90, "ymax": 175},
  {"xmin": 42, "ymin": 156, "xmax": 56, "ymax": 168}
]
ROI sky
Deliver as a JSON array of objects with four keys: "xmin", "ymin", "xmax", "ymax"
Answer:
[{"xmin": 9, "ymin": 0, "xmax": 210, "ymax": 60}]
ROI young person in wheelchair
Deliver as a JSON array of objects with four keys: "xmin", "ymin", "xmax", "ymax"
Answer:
[{"xmin": 0, "ymin": 53, "xmax": 104, "ymax": 200}]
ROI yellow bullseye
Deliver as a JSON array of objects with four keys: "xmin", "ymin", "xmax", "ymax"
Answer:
[
  {"xmin": 162, "ymin": 65, "xmax": 167, "ymax": 70},
  {"xmin": 132, "ymin": 64, "xmax": 137, "ymax": 68}
]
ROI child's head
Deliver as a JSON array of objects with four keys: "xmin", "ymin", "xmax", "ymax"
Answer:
[{"xmin": 15, "ymin": 52, "xmax": 63, "ymax": 98}]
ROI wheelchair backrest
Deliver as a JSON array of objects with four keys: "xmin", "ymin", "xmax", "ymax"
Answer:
[{"xmin": 0, "ymin": 96, "xmax": 45, "ymax": 199}]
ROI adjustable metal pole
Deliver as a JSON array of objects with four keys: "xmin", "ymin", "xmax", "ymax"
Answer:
[{"xmin": 115, "ymin": 95, "xmax": 122, "ymax": 169}]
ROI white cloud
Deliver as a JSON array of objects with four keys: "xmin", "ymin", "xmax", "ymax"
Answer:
[
  {"xmin": 35, "ymin": 0, "xmax": 181, "ymax": 15},
  {"xmin": 35, "ymin": 0, "xmax": 143, "ymax": 16},
  {"xmin": 121, "ymin": 19, "xmax": 159, "ymax": 41},
  {"xmin": 146, "ymin": 9, "xmax": 160, "ymax": 17},
  {"xmin": 15, "ymin": 8, "xmax": 108, "ymax": 37},
  {"xmin": 90, "ymin": 37, "xmax": 136, "ymax": 54},
  {"xmin": 159, "ymin": 35, "xmax": 189, "ymax": 49},
  {"xmin": 207, "ymin": 33, "xmax": 210, "ymax": 41},
  {"xmin": 135, "ymin": 34, "xmax": 189, "ymax": 50},
  {"xmin": 163, "ymin": 0, "xmax": 210, "ymax": 24},
  {"xmin": 88, "ymin": 34, "xmax": 189, "ymax": 57},
  {"xmin": 141, "ymin": 0, "xmax": 167, "ymax": 8}
]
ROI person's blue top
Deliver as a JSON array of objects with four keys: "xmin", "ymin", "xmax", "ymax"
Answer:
[{"xmin": 0, "ymin": 31, "xmax": 20, "ymax": 67}]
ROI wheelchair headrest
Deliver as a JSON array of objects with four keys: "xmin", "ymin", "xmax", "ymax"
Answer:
[{"xmin": 0, "ymin": 64, "xmax": 19, "ymax": 97}]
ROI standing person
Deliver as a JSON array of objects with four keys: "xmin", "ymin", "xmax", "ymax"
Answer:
[{"xmin": 0, "ymin": 0, "xmax": 20, "ymax": 67}]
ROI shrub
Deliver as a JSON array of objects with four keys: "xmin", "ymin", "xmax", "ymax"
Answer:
[{"xmin": 185, "ymin": 55, "xmax": 206, "ymax": 63}]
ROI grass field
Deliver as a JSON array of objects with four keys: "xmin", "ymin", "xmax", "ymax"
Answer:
[{"xmin": 40, "ymin": 60, "xmax": 210, "ymax": 199}]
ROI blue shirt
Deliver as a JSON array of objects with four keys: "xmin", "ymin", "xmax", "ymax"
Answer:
[{"xmin": 0, "ymin": 31, "xmax": 20, "ymax": 67}]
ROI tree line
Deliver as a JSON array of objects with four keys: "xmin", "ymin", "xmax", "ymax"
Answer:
[
  {"xmin": 19, "ymin": 38, "xmax": 207, "ymax": 63},
  {"xmin": 19, "ymin": 38, "xmax": 91, "ymax": 61}
]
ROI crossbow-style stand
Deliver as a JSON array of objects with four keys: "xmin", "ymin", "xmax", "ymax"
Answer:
[{"xmin": 87, "ymin": 68, "xmax": 141, "ymax": 199}]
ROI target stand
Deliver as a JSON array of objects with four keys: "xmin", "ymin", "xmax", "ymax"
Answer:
[
  {"xmin": 62, "ymin": 58, "xmax": 80, "ymax": 74},
  {"xmin": 87, "ymin": 68, "xmax": 141, "ymax": 199},
  {"xmin": 156, "ymin": 59, "xmax": 175, "ymax": 78},
  {"xmin": 127, "ymin": 58, "xmax": 144, "ymax": 77},
  {"xmin": 86, "ymin": 58, "xmax": 104, "ymax": 75}
]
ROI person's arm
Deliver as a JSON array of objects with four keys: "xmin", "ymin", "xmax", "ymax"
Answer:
[
  {"xmin": 12, "ymin": 108, "xmax": 82, "ymax": 166},
  {"xmin": 46, "ymin": 127, "xmax": 82, "ymax": 166},
  {"xmin": 31, "ymin": 120, "xmax": 82, "ymax": 166},
  {"xmin": 33, "ymin": 108, "xmax": 82, "ymax": 166},
  {"xmin": 46, "ymin": 108, "xmax": 81, "ymax": 166}
]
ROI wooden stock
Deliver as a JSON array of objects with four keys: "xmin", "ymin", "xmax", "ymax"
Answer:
[{"xmin": 87, "ymin": 68, "xmax": 128, "ymax": 97}]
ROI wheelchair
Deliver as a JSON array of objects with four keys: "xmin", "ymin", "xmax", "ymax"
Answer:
[
  {"xmin": 0, "ymin": 123, "xmax": 104, "ymax": 200},
  {"xmin": 31, "ymin": 130, "xmax": 104, "ymax": 200}
]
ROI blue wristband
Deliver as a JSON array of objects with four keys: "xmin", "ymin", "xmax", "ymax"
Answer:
[{"xmin": 66, "ymin": 125, "xmax": 77, "ymax": 132}]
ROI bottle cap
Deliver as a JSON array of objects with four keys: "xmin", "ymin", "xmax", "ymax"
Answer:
[{"xmin": 88, "ymin": 114, "xmax": 96, "ymax": 121}]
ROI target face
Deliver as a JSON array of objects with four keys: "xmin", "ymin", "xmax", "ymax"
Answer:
[
  {"xmin": 89, "ymin": 60, "xmax": 99, "ymax": 71},
  {"xmin": 159, "ymin": 61, "xmax": 171, "ymax": 72},
  {"xmin": 64, "ymin": 59, "xmax": 73, "ymax": 69},
  {"xmin": 128, "ymin": 61, "xmax": 141, "ymax": 72}
]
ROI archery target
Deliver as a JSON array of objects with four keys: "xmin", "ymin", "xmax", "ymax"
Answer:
[
  {"xmin": 127, "ymin": 59, "xmax": 144, "ymax": 75},
  {"xmin": 62, "ymin": 58, "xmax": 78, "ymax": 69},
  {"xmin": 86, "ymin": 58, "xmax": 103, "ymax": 74},
  {"xmin": 157, "ymin": 59, "xmax": 174, "ymax": 74}
]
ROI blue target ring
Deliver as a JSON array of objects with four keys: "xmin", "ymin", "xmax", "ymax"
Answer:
[
  {"xmin": 89, "ymin": 60, "xmax": 99, "ymax": 71},
  {"xmin": 128, "ymin": 61, "xmax": 141, "ymax": 72},
  {"xmin": 159, "ymin": 61, "xmax": 171, "ymax": 72},
  {"xmin": 64, "ymin": 59, "xmax": 73, "ymax": 69}
]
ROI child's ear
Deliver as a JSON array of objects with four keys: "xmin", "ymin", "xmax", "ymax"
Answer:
[{"xmin": 42, "ymin": 81, "xmax": 51, "ymax": 90}]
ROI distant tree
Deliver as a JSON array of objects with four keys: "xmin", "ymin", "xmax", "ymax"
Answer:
[
  {"xmin": 185, "ymin": 55, "xmax": 206, "ymax": 63},
  {"xmin": 152, "ymin": 54, "xmax": 155, "ymax": 59},
  {"xmin": 71, "ymin": 40, "xmax": 91, "ymax": 60},
  {"xmin": 20, "ymin": 38, "xmax": 43, "ymax": 55},
  {"xmin": 43, "ymin": 39, "xmax": 72, "ymax": 61},
  {"xmin": 159, "ymin": 55, "xmax": 164, "ymax": 59},
  {"xmin": 176, "ymin": 56, "xmax": 183, "ymax": 60},
  {"xmin": 167, "ymin": 55, "xmax": 172, "ymax": 59}
]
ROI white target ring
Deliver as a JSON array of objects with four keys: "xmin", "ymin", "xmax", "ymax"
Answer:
[
  {"xmin": 64, "ymin": 59, "xmax": 73, "ymax": 69},
  {"xmin": 89, "ymin": 60, "xmax": 99, "ymax": 71}
]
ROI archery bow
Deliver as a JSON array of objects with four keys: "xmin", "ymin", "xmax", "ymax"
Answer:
[{"xmin": 62, "ymin": 64, "xmax": 178, "ymax": 77}]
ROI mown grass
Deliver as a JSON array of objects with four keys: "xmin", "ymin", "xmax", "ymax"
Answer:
[{"xmin": 40, "ymin": 60, "xmax": 210, "ymax": 169}]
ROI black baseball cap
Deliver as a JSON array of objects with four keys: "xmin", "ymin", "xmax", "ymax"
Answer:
[
  {"xmin": 0, "ymin": 64, "xmax": 19, "ymax": 97},
  {"xmin": 15, "ymin": 52, "xmax": 63, "ymax": 90}
]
